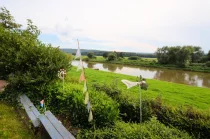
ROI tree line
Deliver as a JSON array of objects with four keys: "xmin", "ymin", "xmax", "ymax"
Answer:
[
  {"xmin": 155, "ymin": 46, "xmax": 210, "ymax": 67},
  {"xmin": 77, "ymin": 51, "xmax": 156, "ymax": 58}
]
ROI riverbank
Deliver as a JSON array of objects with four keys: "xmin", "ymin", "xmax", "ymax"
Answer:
[{"xmin": 79, "ymin": 56, "xmax": 210, "ymax": 73}]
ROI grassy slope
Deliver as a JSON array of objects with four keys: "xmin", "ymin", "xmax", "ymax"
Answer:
[
  {"xmin": 0, "ymin": 102, "xmax": 36, "ymax": 139},
  {"xmin": 69, "ymin": 67, "xmax": 210, "ymax": 110}
]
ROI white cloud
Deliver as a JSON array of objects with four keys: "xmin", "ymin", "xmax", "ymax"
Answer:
[{"xmin": 1, "ymin": 0, "xmax": 210, "ymax": 52}]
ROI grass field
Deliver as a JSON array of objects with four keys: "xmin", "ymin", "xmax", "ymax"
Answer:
[
  {"xmin": 68, "ymin": 66, "xmax": 210, "ymax": 110},
  {"xmin": 0, "ymin": 102, "xmax": 36, "ymax": 139}
]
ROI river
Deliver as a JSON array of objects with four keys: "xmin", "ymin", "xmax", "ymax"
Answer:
[{"xmin": 71, "ymin": 61, "xmax": 210, "ymax": 88}]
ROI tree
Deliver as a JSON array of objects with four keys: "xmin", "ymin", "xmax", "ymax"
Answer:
[
  {"xmin": 87, "ymin": 52, "xmax": 95, "ymax": 59},
  {"xmin": 208, "ymin": 50, "xmax": 210, "ymax": 61},
  {"xmin": 118, "ymin": 52, "xmax": 124, "ymax": 58},
  {"xmin": 0, "ymin": 7, "xmax": 21, "ymax": 30},
  {"xmin": 103, "ymin": 52, "xmax": 108, "ymax": 59},
  {"xmin": 107, "ymin": 53, "xmax": 117, "ymax": 61},
  {"xmin": 191, "ymin": 46, "xmax": 204, "ymax": 63},
  {"xmin": 155, "ymin": 46, "xmax": 170, "ymax": 64},
  {"xmin": 0, "ymin": 7, "xmax": 70, "ymax": 101},
  {"xmin": 155, "ymin": 46, "xmax": 203, "ymax": 67}
]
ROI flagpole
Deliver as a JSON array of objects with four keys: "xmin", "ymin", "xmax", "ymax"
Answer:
[
  {"xmin": 77, "ymin": 39, "xmax": 92, "ymax": 119},
  {"xmin": 77, "ymin": 39, "xmax": 80, "ymax": 53},
  {"xmin": 63, "ymin": 76, "xmax": 64, "ymax": 92}
]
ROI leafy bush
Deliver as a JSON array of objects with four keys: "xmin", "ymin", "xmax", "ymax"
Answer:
[
  {"xmin": 107, "ymin": 53, "xmax": 117, "ymax": 61},
  {"xmin": 206, "ymin": 61, "xmax": 210, "ymax": 67},
  {"xmin": 118, "ymin": 57, "xmax": 123, "ymax": 61},
  {"xmin": 92, "ymin": 83, "xmax": 210, "ymax": 138},
  {"xmin": 77, "ymin": 117, "xmax": 192, "ymax": 139},
  {"xmin": 45, "ymin": 81, "xmax": 119, "ymax": 128},
  {"xmin": 82, "ymin": 57, "xmax": 89, "ymax": 62},
  {"xmin": 92, "ymin": 83, "xmax": 153, "ymax": 122},
  {"xmin": 87, "ymin": 52, "xmax": 95, "ymax": 59},
  {"xmin": 128, "ymin": 56, "xmax": 140, "ymax": 60},
  {"xmin": 0, "ymin": 7, "xmax": 70, "ymax": 102},
  {"xmin": 152, "ymin": 97, "xmax": 210, "ymax": 139}
]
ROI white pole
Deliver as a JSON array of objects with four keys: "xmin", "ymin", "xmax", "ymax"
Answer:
[{"xmin": 63, "ymin": 76, "xmax": 64, "ymax": 92}]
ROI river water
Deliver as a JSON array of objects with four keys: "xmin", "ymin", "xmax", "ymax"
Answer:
[{"xmin": 71, "ymin": 61, "xmax": 210, "ymax": 88}]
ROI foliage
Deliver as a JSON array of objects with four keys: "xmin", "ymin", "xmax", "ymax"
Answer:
[
  {"xmin": 0, "ymin": 7, "xmax": 21, "ymax": 30},
  {"xmin": 44, "ymin": 81, "xmax": 119, "ymax": 128},
  {"xmin": 107, "ymin": 52, "xmax": 117, "ymax": 61},
  {"xmin": 208, "ymin": 50, "xmax": 210, "ymax": 61},
  {"xmin": 200, "ymin": 56, "xmax": 208, "ymax": 63},
  {"xmin": 0, "ymin": 7, "xmax": 71, "ymax": 102},
  {"xmin": 62, "ymin": 48, "xmax": 156, "ymax": 58},
  {"xmin": 118, "ymin": 57, "xmax": 123, "ymax": 61},
  {"xmin": 152, "ymin": 97, "xmax": 210, "ymax": 139},
  {"xmin": 206, "ymin": 61, "xmax": 210, "ymax": 67},
  {"xmin": 118, "ymin": 52, "xmax": 124, "ymax": 58},
  {"xmin": 87, "ymin": 52, "xmax": 95, "ymax": 59},
  {"xmin": 91, "ymin": 75, "xmax": 210, "ymax": 138},
  {"xmin": 102, "ymin": 52, "xmax": 108, "ymax": 59},
  {"xmin": 156, "ymin": 46, "xmax": 204, "ymax": 67},
  {"xmin": 92, "ymin": 83, "xmax": 153, "ymax": 123},
  {"xmin": 82, "ymin": 57, "xmax": 89, "ymax": 62},
  {"xmin": 77, "ymin": 117, "xmax": 192, "ymax": 139},
  {"xmin": 128, "ymin": 56, "xmax": 140, "ymax": 60}
]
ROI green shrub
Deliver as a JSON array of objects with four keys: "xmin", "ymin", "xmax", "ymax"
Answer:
[
  {"xmin": 87, "ymin": 52, "xmax": 95, "ymax": 59},
  {"xmin": 77, "ymin": 117, "xmax": 192, "ymax": 139},
  {"xmin": 107, "ymin": 53, "xmax": 117, "ymax": 61},
  {"xmin": 92, "ymin": 83, "xmax": 153, "ymax": 122},
  {"xmin": 206, "ymin": 61, "xmax": 210, "ymax": 67},
  {"xmin": 118, "ymin": 57, "xmax": 123, "ymax": 61},
  {"xmin": 0, "ymin": 8, "xmax": 70, "ymax": 102},
  {"xmin": 152, "ymin": 97, "xmax": 210, "ymax": 139},
  {"xmin": 128, "ymin": 56, "xmax": 140, "ymax": 60},
  {"xmin": 45, "ymin": 81, "xmax": 119, "ymax": 128},
  {"xmin": 82, "ymin": 57, "xmax": 89, "ymax": 62},
  {"xmin": 92, "ymin": 83, "xmax": 210, "ymax": 138}
]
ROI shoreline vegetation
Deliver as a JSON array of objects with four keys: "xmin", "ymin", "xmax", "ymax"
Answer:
[{"xmin": 74, "ymin": 56, "xmax": 210, "ymax": 73}]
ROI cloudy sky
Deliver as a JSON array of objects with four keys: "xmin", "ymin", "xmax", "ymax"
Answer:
[{"xmin": 1, "ymin": 0, "xmax": 210, "ymax": 53}]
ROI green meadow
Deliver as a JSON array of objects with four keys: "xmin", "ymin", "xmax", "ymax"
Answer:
[{"xmin": 68, "ymin": 66, "xmax": 210, "ymax": 110}]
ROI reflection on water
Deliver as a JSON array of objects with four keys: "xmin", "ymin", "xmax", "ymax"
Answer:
[{"xmin": 71, "ymin": 61, "xmax": 210, "ymax": 88}]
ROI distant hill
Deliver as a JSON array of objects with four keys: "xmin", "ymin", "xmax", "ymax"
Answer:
[{"xmin": 60, "ymin": 48, "xmax": 156, "ymax": 58}]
